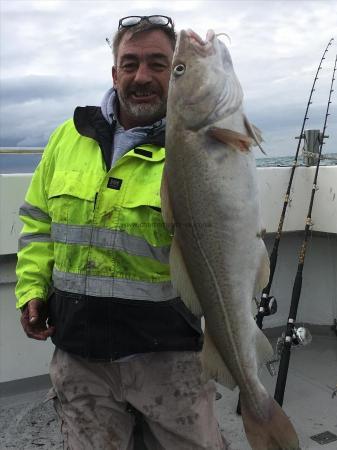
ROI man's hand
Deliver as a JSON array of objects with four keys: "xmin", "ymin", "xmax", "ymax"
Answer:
[{"xmin": 20, "ymin": 299, "xmax": 55, "ymax": 340}]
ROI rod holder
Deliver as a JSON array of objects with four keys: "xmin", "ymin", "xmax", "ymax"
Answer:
[{"xmin": 302, "ymin": 129, "xmax": 322, "ymax": 166}]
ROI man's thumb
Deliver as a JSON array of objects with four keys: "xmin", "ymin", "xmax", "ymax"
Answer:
[{"xmin": 28, "ymin": 301, "xmax": 40, "ymax": 323}]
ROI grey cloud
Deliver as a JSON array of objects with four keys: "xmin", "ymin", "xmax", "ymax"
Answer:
[
  {"xmin": 1, "ymin": 75, "xmax": 107, "ymax": 104},
  {"xmin": 0, "ymin": 74, "xmax": 111, "ymax": 147},
  {"xmin": 1, "ymin": 98, "xmax": 72, "ymax": 147},
  {"xmin": 246, "ymin": 101, "xmax": 337, "ymax": 157},
  {"xmin": 1, "ymin": 0, "xmax": 336, "ymax": 155},
  {"xmin": 2, "ymin": 75, "xmax": 81, "ymax": 104}
]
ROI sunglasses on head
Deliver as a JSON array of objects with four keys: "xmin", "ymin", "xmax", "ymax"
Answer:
[{"xmin": 118, "ymin": 15, "xmax": 173, "ymax": 30}]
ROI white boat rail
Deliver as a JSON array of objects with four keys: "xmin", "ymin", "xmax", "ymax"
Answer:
[{"xmin": 0, "ymin": 147, "xmax": 43, "ymax": 154}]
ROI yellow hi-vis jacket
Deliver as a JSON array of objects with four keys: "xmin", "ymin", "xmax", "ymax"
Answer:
[{"xmin": 15, "ymin": 117, "xmax": 176, "ymax": 309}]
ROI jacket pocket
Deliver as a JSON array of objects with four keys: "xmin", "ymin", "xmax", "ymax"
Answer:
[
  {"xmin": 47, "ymin": 170, "xmax": 100, "ymax": 224},
  {"xmin": 122, "ymin": 165, "xmax": 163, "ymax": 210}
]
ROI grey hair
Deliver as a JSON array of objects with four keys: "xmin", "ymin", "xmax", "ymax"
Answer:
[{"xmin": 111, "ymin": 20, "xmax": 177, "ymax": 64}]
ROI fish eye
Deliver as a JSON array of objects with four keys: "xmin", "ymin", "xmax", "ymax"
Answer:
[{"xmin": 173, "ymin": 64, "xmax": 186, "ymax": 76}]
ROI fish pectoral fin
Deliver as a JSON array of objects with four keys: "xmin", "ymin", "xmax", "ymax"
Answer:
[
  {"xmin": 201, "ymin": 326, "xmax": 237, "ymax": 390},
  {"xmin": 169, "ymin": 237, "xmax": 203, "ymax": 317},
  {"xmin": 160, "ymin": 168, "xmax": 175, "ymax": 234},
  {"xmin": 241, "ymin": 395, "xmax": 300, "ymax": 450},
  {"xmin": 208, "ymin": 127, "xmax": 253, "ymax": 152},
  {"xmin": 244, "ymin": 115, "xmax": 267, "ymax": 155}
]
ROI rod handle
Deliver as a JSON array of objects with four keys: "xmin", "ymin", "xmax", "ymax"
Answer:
[{"xmin": 274, "ymin": 340, "xmax": 291, "ymax": 406}]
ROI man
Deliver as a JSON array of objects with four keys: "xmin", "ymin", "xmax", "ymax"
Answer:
[{"xmin": 16, "ymin": 15, "xmax": 227, "ymax": 450}]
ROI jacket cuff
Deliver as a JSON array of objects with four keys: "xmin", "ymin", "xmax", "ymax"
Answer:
[{"xmin": 16, "ymin": 291, "xmax": 47, "ymax": 310}]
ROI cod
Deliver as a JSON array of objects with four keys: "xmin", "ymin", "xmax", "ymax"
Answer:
[{"xmin": 161, "ymin": 29, "xmax": 300, "ymax": 450}]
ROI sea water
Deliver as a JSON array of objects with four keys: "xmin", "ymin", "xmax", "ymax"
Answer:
[{"xmin": 0, "ymin": 153, "xmax": 337, "ymax": 174}]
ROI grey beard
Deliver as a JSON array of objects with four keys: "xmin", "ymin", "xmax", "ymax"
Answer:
[{"xmin": 118, "ymin": 94, "xmax": 166, "ymax": 125}]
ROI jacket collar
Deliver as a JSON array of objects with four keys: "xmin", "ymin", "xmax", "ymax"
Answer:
[
  {"xmin": 73, "ymin": 106, "xmax": 114, "ymax": 168},
  {"xmin": 73, "ymin": 102, "xmax": 166, "ymax": 169},
  {"xmin": 73, "ymin": 106, "xmax": 109, "ymax": 141}
]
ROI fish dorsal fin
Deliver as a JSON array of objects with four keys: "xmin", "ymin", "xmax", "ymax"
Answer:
[
  {"xmin": 254, "ymin": 240, "xmax": 270, "ymax": 295},
  {"xmin": 244, "ymin": 115, "xmax": 266, "ymax": 155},
  {"xmin": 201, "ymin": 326, "xmax": 237, "ymax": 389},
  {"xmin": 208, "ymin": 127, "xmax": 253, "ymax": 152},
  {"xmin": 201, "ymin": 319, "xmax": 273, "ymax": 389}
]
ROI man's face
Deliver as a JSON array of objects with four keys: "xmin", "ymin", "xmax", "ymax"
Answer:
[{"xmin": 112, "ymin": 29, "xmax": 174, "ymax": 129}]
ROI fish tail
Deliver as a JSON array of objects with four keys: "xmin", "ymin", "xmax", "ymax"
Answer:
[{"xmin": 241, "ymin": 394, "xmax": 300, "ymax": 450}]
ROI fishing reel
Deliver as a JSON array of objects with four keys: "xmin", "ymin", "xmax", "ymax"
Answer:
[
  {"xmin": 292, "ymin": 326, "xmax": 312, "ymax": 347},
  {"xmin": 276, "ymin": 326, "xmax": 312, "ymax": 356},
  {"xmin": 265, "ymin": 326, "xmax": 312, "ymax": 377},
  {"xmin": 262, "ymin": 295, "xmax": 277, "ymax": 316},
  {"xmin": 254, "ymin": 295, "xmax": 277, "ymax": 317}
]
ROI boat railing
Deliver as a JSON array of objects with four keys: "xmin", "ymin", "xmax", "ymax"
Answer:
[
  {"xmin": 302, "ymin": 150, "xmax": 337, "ymax": 160},
  {"xmin": 0, "ymin": 147, "xmax": 44, "ymax": 154}
]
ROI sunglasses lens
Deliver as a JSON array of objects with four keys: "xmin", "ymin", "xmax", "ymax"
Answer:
[
  {"xmin": 148, "ymin": 15, "xmax": 170, "ymax": 26},
  {"xmin": 120, "ymin": 17, "xmax": 141, "ymax": 27},
  {"xmin": 119, "ymin": 15, "xmax": 172, "ymax": 29}
]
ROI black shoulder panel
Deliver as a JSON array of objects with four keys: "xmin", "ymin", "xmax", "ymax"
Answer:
[{"xmin": 73, "ymin": 106, "xmax": 115, "ymax": 170}]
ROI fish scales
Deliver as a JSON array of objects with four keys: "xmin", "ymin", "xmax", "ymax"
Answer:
[
  {"xmin": 162, "ymin": 29, "xmax": 300, "ymax": 450},
  {"xmin": 166, "ymin": 122, "xmax": 264, "ymax": 400}
]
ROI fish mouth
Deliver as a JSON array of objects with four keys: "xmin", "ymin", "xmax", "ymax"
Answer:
[
  {"xmin": 186, "ymin": 29, "xmax": 215, "ymax": 45},
  {"xmin": 181, "ymin": 29, "xmax": 216, "ymax": 56}
]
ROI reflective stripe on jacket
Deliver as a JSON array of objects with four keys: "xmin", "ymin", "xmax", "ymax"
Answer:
[{"xmin": 15, "ymin": 111, "xmax": 175, "ymax": 308}]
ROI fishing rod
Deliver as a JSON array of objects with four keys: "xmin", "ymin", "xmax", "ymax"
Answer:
[
  {"xmin": 274, "ymin": 53, "xmax": 337, "ymax": 406},
  {"xmin": 236, "ymin": 38, "xmax": 334, "ymax": 417},
  {"xmin": 255, "ymin": 38, "xmax": 334, "ymax": 330}
]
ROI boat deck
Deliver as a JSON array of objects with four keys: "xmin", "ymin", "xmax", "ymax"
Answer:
[
  {"xmin": 0, "ymin": 332, "xmax": 336, "ymax": 449},
  {"xmin": 217, "ymin": 332, "xmax": 337, "ymax": 450}
]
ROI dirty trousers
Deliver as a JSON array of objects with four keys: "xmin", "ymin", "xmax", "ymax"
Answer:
[{"xmin": 49, "ymin": 348, "xmax": 227, "ymax": 450}]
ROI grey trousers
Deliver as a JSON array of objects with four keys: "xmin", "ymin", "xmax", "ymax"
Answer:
[{"xmin": 49, "ymin": 348, "xmax": 227, "ymax": 450}]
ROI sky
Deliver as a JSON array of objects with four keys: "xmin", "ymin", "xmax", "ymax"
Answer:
[{"xmin": 0, "ymin": 0, "xmax": 336, "ymax": 157}]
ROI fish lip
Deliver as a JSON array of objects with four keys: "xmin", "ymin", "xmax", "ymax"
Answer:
[
  {"xmin": 185, "ymin": 29, "xmax": 215, "ymax": 45},
  {"xmin": 206, "ymin": 29, "xmax": 216, "ymax": 42},
  {"xmin": 186, "ymin": 29, "xmax": 206, "ymax": 45},
  {"xmin": 184, "ymin": 29, "xmax": 215, "ymax": 53}
]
